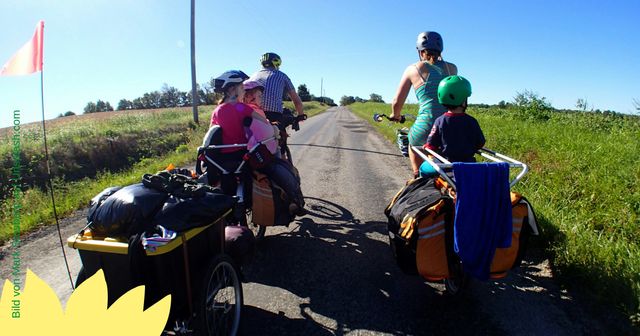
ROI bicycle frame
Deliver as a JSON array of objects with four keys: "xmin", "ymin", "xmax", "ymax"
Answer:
[
  {"xmin": 411, "ymin": 145, "xmax": 529, "ymax": 191},
  {"xmin": 201, "ymin": 137, "xmax": 276, "ymax": 204}
]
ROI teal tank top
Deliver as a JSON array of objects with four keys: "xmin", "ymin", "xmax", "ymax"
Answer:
[{"xmin": 414, "ymin": 60, "xmax": 449, "ymax": 120}]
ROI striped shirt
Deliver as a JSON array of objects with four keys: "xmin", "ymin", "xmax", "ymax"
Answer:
[{"xmin": 249, "ymin": 68, "xmax": 295, "ymax": 113}]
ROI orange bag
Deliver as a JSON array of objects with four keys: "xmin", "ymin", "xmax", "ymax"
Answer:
[
  {"xmin": 251, "ymin": 172, "xmax": 276, "ymax": 226},
  {"xmin": 416, "ymin": 199, "xmax": 452, "ymax": 281}
]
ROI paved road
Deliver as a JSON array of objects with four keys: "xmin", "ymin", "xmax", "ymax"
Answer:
[{"xmin": 0, "ymin": 107, "xmax": 626, "ymax": 335}]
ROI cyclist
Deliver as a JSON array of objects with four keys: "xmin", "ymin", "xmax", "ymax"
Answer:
[
  {"xmin": 248, "ymin": 52, "xmax": 305, "ymax": 124},
  {"xmin": 390, "ymin": 31, "xmax": 458, "ymax": 177}
]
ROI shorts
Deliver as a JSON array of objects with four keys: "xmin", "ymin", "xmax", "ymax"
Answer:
[{"xmin": 408, "ymin": 112, "xmax": 435, "ymax": 146}]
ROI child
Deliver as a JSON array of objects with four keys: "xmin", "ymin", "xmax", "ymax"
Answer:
[{"xmin": 425, "ymin": 75, "xmax": 485, "ymax": 163}]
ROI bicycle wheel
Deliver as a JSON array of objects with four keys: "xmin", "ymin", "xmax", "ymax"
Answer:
[
  {"xmin": 195, "ymin": 254, "xmax": 243, "ymax": 336},
  {"xmin": 444, "ymin": 261, "xmax": 468, "ymax": 296}
]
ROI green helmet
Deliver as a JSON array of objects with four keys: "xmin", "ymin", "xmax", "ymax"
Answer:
[{"xmin": 437, "ymin": 75, "xmax": 472, "ymax": 106}]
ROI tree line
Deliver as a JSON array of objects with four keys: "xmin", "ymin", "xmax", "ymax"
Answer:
[
  {"xmin": 62, "ymin": 80, "xmax": 336, "ymax": 118},
  {"xmin": 339, "ymin": 93, "xmax": 385, "ymax": 106}
]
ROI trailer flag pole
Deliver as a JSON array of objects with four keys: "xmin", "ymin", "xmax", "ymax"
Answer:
[{"xmin": 1, "ymin": 20, "xmax": 75, "ymax": 290}]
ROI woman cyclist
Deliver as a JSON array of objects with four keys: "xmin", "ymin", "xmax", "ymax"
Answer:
[{"xmin": 390, "ymin": 31, "xmax": 458, "ymax": 177}]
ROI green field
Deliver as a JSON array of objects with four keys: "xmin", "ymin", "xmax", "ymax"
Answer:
[
  {"xmin": 0, "ymin": 101, "xmax": 328, "ymax": 242},
  {"xmin": 349, "ymin": 102, "xmax": 640, "ymax": 323}
]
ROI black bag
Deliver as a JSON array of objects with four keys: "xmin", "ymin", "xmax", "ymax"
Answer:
[
  {"xmin": 384, "ymin": 177, "xmax": 445, "ymax": 275},
  {"xmin": 87, "ymin": 186, "xmax": 122, "ymax": 226},
  {"xmin": 90, "ymin": 183, "xmax": 169, "ymax": 236},
  {"xmin": 152, "ymin": 192, "xmax": 236, "ymax": 232}
]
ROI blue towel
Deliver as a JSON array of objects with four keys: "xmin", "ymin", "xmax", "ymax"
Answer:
[{"xmin": 452, "ymin": 162, "xmax": 512, "ymax": 280}]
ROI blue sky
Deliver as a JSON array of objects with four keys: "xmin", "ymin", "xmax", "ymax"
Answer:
[{"xmin": 1, "ymin": 0, "xmax": 639, "ymax": 127}]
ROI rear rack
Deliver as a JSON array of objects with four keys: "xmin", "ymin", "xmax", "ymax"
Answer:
[{"xmin": 410, "ymin": 145, "xmax": 529, "ymax": 191}]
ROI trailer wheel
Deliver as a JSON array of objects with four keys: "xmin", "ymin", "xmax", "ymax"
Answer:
[{"xmin": 195, "ymin": 254, "xmax": 243, "ymax": 336}]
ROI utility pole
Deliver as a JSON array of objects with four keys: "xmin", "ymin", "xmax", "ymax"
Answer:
[
  {"xmin": 190, "ymin": 0, "xmax": 199, "ymax": 124},
  {"xmin": 320, "ymin": 77, "xmax": 324, "ymax": 104}
]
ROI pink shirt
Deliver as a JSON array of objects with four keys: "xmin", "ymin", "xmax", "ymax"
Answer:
[
  {"xmin": 247, "ymin": 114, "xmax": 279, "ymax": 154},
  {"xmin": 210, "ymin": 102, "xmax": 253, "ymax": 152},
  {"xmin": 246, "ymin": 103, "xmax": 266, "ymax": 118}
]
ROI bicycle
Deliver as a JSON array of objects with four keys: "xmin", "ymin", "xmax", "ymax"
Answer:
[
  {"xmin": 196, "ymin": 124, "xmax": 297, "ymax": 241},
  {"xmin": 273, "ymin": 108, "xmax": 307, "ymax": 164}
]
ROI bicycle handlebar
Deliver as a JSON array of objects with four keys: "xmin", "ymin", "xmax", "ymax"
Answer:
[
  {"xmin": 281, "ymin": 108, "xmax": 307, "ymax": 131},
  {"xmin": 373, "ymin": 113, "xmax": 406, "ymax": 123}
]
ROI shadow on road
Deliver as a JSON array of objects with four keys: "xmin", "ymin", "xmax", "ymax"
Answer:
[
  {"xmin": 241, "ymin": 198, "xmax": 505, "ymax": 336},
  {"xmin": 288, "ymin": 143, "xmax": 404, "ymax": 158}
]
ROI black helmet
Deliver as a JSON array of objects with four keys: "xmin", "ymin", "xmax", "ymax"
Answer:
[
  {"xmin": 260, "ymin": 52, "xmax": 282, "ymax": 69},
  {"xmin": 213, "ymin": 70, "xmax": 249, "ymax": 93},
  {"xmin": 416, "ymin": 31, "xmax": 443, "ymax": 53}
]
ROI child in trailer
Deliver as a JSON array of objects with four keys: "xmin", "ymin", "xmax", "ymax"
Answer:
[{"xmin": 425, "ymin": 75, "xmax": 485, "ymax": 163}]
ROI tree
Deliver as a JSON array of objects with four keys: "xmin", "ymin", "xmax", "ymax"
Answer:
[
  {"xmin": 132, "ymin": 97, "xmax": 145, "ymax": 110},
  {"xmin": 297, "ymin": 84, "xmax": 311, "ymax": 102},
  {"xmin": 633, "ymin": 98, "xmax": 640, "ymax": 113},
  {"xmin": 340, "ymin": 95, "xmax": 356, "ymax": 106},
  {"xmin": 497, "ymin": 100, "xmax": 507, "ymax": 108},
  {"xmin": 142, "ymin": 91, "xmax": 161, "ymax": 109},
  {"xmin": 84, "ymin": 102, "xmax": 97, "ymax": 114},
  {"xmin": 369, "ymin": 93, "xmax": 384, "ymax": 103},
  {"xmin": 117, "ymin": 99, "xmax": 133, "ymax": 110},
  {"xmin": 96, "ymin": 100, "xmax": 107, "ymax": 112},
  {"xmin": 354, "ymin": 96, "xmax": 365, "ymax": 103},
  {"xmin": 313, "ymin": 96, "xmax": 335, "ymax": 106},
  {"xmin": 160, "ymin": 84, "xmax": 183, "ymax": 108},
  {"xmin": 512, "ymin": 90, "xmax": 553, "ymax": 121},
  {"xmin": 576, "ymin": 98, "xmax": 592, "ymax": 112},
  {"xmin": 57, "ymin": 111, "xmax": 75, "ymax": 118}
]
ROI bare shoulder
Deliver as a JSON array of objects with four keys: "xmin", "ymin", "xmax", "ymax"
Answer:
[{"xmin": 404, "ymin": 62, "xmax": 423, "ymax": 81}]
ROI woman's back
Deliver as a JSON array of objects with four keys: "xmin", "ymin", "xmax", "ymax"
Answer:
[{"xmin": 414, "ymin": 60, "xmax": 453, "ymax": 120}]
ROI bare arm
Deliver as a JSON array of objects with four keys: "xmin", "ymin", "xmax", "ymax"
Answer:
[
  {"xmin": 288, "ymin": 89, "xmax": 304, "ymax": 116},
  {"xmin": 391, "ymin": 66, "xmax": 414, "ymax": 120}
]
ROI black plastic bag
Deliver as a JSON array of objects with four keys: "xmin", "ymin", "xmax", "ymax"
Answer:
[
  {"xmin": 87, "ymin": 186, "xmax": 122, "ymax": 226},
  {"xmin": 152, "ymin": 192, "xmax": 236, "ymax": 232},
  {"xmin": 90, "ymin": 183, "xmax": 169, "ymax": 236}
]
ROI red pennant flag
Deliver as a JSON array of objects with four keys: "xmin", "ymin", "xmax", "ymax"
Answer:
[{"xmin": 1, "ymin": 20, "xmax": 44, "ymax": 76}]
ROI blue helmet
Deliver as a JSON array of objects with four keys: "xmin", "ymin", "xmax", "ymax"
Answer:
[
  {"xmin": 416, "ymin": 31, "xmax": 443, "ymax": 53},
  {"xmin": 213, "ymin": 70, "xmax": 249, "ymax": 93}
]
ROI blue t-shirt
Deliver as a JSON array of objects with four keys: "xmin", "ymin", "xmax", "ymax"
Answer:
[{"xmin": 426, "ymin": 112, "xmax": 485, "ymax": 162}]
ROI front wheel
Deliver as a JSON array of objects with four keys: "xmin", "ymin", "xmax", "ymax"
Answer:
[{"xmin": 195, "ymin": 254, "xmax": 243, "ymax": 336}]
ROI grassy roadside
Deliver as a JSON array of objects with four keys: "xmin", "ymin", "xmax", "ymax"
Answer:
[
  {"xmin": 0, "ymin": 101, "xmax": 329, "ymax": 243},
  {"xmin": 349, "ymin": 102, "xmax": 640, "ymax": 326}
]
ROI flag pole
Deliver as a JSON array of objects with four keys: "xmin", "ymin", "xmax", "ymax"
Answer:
[{"xmin": 40, "ymin": 69, "xmax": 75, "ymax": 290}]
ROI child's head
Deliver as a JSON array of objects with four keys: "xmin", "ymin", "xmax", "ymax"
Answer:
[
  {"xmin": 213, "ymin": 70, "xmax": 249, "ymax": 103},
  {"xmin": 242, "ymin": 80, "xmax": 264, "ymax": 106},
  {"xmin": 437, "ymin": 75, "xmax": 472, "ymax": 111}
]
